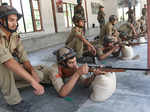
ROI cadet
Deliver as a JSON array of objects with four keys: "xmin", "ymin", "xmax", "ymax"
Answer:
[
  {"xmin": 0, "ymin": 3, "xmax": 52, "ymax": 112},
  {"xmin": 96, "ymin": 37, "xmax": 121, "ymax": 60},
  {"xmin": 65, "ymin": 14, "xmax": 96, "ymax": 61},
  {"xmin": 142, "ymin": 4, "xmax": 147, "ymax": 18},
  {"xmin": 118, "ymin": 22, "xmax": 137, "ymax": 39},
  {"xmin": 126, "ymin": 7, "xmax": 135, "ymax": 24},
  {"xmin": 49, "ymin": 47, "xmax": 116, "ymax": 101},
  {"xmin": 97, "ymin": 5, "xmax": 105, "ymax": 30},
  {"xmin": 74, "ymin": 0, "xmax": 85, "ymax": 19},
  {"xmin": 99, "ymin": 15, "xmax": 119, "ymax": 46},
  {"xmin": 74, "ymin": 0, "xmax": 86, "ymax": 34}
]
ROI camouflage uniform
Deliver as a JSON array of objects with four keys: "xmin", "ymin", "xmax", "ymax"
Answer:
[
  {"xmin": 142, "ymin": 7, "xmax": 147, "ymax": 17},
  {"xmin": 74, "ymin": 2, "xmax": 85, "ymax": 34},
  {"xmin": 97, "ymin": 7, "xmax": 105, "ymax": 29},
  {"xmin": 126, "ymin": 8, "xmax": 135, "ymax": 24},
  {"xmin": 74, "ymin": 4, "xmax": 85, "ymax": 19},
  {"xmin": 0, "ymin": 29, "xmax": 51, "ymax": 105}
]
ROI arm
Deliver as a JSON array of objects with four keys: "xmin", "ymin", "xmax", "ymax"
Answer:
[
  {"xmin": 76, "ymin": 34, "xmax": 96, "ymax": 55},
  {"xmin": 16, "ymin": 37, "xmax": 40, "ymax": 82},
  {"xmin": 59, "ymin": 64, "xmax": 89, "ymax": 97},
  {"xmin": 23, "ymin": 61, "xmax": 40, "ymax": 82},
  {"xmin": 99, "ymin": 46, "xmax": 119, "ymax": 60},
  {"xmin": 4, "ymin": 58, "xmax": 44, "ymax": 95}
]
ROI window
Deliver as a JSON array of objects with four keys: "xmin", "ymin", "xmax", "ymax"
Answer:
[
  {"xmin": 1, "ymin": 0, "xmax": 43, "ymax": 33},
  {"xmin": 63, "ymin": 3, "xmax": 75, "ymax": 28}
]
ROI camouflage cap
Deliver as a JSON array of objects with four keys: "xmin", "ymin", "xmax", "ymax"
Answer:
[{"xmin": 0, "ymin": 3, "xmax": 22, "ymax": 20}]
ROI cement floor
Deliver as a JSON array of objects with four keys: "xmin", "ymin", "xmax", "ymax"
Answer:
[{"xmin": 0, "ymin": 39, "xmax": 150, "ymax": 112}]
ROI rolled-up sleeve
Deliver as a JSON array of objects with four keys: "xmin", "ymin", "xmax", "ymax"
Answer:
[
  {"xmin": 16, "ymin": 38, "xmax": 29, "ymax": 63},
  {"xmin": 0, "ymin": 46, "xmax": 13, "ymax": 64}
]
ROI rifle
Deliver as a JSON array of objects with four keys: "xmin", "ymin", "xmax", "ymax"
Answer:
[
  {"xmin": 112, "ymin": 41, "xmax": 147, "ymax": 47},
  {"xmin": 126, "ymin": 34, "xmax": 146, "ymax": 41},
  {"xmin": 88, "ymin": 65, "xmax": 150, "ymax": 72}
]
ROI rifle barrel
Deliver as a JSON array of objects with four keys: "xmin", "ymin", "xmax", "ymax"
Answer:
[{"xmin": 88, "ymin": 65, "xmax": 150, "ymax": 71}]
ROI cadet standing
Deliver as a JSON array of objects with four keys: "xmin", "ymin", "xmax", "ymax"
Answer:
[
  {"xmin": 49, "ymin": 47, "xmax": 116, "ymax": 102},
  {"xmin": 126, "ymin": 7, "xmax": 135, "ymax": 24},
  {"xmin": 74, "ymin": 0, "xmax": 86, "ymax": 34},
  {"xmin": 97, "ymin": 5, "xmax": 105, "ymax": 32},
  {"xmin": 0, "ymin": 3, "xmax": 53, "ymax": 112},
  {"xmin": 65, "ymin": 14, "xmax": 96, "ymax": 60},
  {"xmin": 74, "ymin": 0, "xmax": 85, "ymax": 19},
  {"xmin": 142, "ymin": 4, "xmax": 147, "ymax": 18}
]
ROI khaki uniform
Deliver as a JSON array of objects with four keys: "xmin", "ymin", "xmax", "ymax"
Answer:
[
  {"xmin": 65, "ymin": 26, "xmax": 85, "ymax": 58},
  {"xmin": 0, "ymin": 30, "xmax": 51, "ymax": 105},
  {"xmin": 100, "ymin": 22, "xmax": 118, "ymax": 45},
  {"xmin": 49, "ymin": 63, "xmax": 116, "ymax": 102},
  {"xmin": 119, "ymin": 22, "xmax": 133, "ymax": 37}
]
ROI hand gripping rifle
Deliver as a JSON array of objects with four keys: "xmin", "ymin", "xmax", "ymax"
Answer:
[{"xmin": 88, "ymin": 65, "xmax": 150, "ymax": 72}]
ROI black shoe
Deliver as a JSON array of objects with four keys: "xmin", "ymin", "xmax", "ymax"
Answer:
[{"xmin": 9, "ymin": 100, "xmax": 31, "ymax": 112}]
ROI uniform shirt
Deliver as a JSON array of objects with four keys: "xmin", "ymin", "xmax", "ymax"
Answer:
[
  {"xmin": 100, "ymin": 22, "xmax": 118, "ymax": 44},
  {"xmin": 0, "ymin": 29, "xmax": 29, "ymax": 64},
  {"xmin": 142, "ymin": 8, "xmax": 147, "ymax": 16},
  {"xmin": 74, "ymin": 5, "xmax": 85, "ymax": 18},
  {"xmin": 119, "ymin": 22, "xmax": 133, "ymax": 37},
  {"xmin": 97, "ymin": 10, "xmax": 105, "ymax": 25},
  {"xmin": 49, "ymin": 64, "xmax": 76, "ymax": 93},
  {"xmin": 65, "ymin": 26, "xmax": 84, "ymax": 58}
]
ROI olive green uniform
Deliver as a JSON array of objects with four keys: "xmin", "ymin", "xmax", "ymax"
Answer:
[
  {"xmin": 0, "ymin": 30, "xmax": 51, "ymax": 105},
  {"xmin": 65, "ymin": 26, "xmax": 85, "ymax": 58}
]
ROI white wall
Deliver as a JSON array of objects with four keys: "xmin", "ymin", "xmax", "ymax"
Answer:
[
  {"xmin": 104, "ymin": 0, "xmax": 118, "ymax": 22},
  {"xmin": 86, "ymin": 0, "xmax": 104, "ymax": 28}
]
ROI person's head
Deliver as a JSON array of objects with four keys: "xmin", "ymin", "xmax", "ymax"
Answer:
[
  {"xmin": 99, "ymin": 5, "xmax": 104, "ymax": 11},
  {"xmin": 119, "ymin": 31, "xmax": 128, "ymax": 41},
  {"xmin": 103, "ymin": 36, "xmax": 115, "ymax": 47},
  {"xmin": 55, "ymin": 47, "xmax": 77, "ymax": 68},
  {"xmin": 109, "ymin": 15, "xmax": 118, "ymax": 25},
  {"xmin": 0, "ymin": 3, "xmax": 22, "ymax": 33},
  {"xmin": 72, "ymin": 14, "xmax": 85, "ymax": 28},
  {"xmin": 144, "ymin": 4, "xmax": 147, "ymax": 8},
  {"xmin": 77, "ymin": 0, "xmax": 82, "ymax": 5}
]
